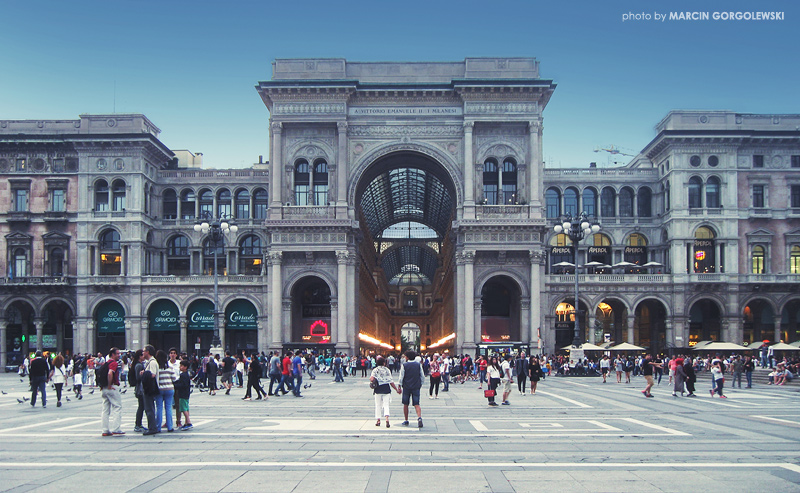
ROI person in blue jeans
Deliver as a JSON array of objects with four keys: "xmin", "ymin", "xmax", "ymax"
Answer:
[
  {"xmin": 292, "ymin": 350, "xmax": 304, "ymax": 397},
  {"xmin": 28, "ymin": 351, "xmax": 50, "ymax": 408},
  {"xmin": 155, "ymin": 350, "xmax": 176, "ymax": 432}
]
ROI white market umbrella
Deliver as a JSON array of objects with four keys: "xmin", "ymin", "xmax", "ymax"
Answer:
[
  {"xmin": 693, "ymin": 341, "xmax": 749, "ymax": 351},
  {"xmin": 612, "ymin": 261, "xmax": 637, "ymax": 268},
  {"xmin": 584, "ymin": 261, "xmax": 606, "ymax": 267},
  {"xmin": 769, "ymin": 342, "xmax": 800, "ymax": 351},
  {"xmin": 642, "ymin": 261, "xmax": 663, "ymax": 268},
  {"xmin": 607, "ymin": 342, "xmax": 646, "ymax": 351},
  {"xmin": 561, "ymin": 343, "xmax": 606, "ymax": 351},
  {"xmin": 553, "ymin": 261, "xmax": 575, "ymax": 268}
]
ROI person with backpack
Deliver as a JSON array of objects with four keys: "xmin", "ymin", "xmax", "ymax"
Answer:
[
  {"xmin": 140, "ymin": 345, "xmax": 160, "ymax": 435},
  {"xmin": 99, "ymin": 347, "xmax": 124, "ymax": 436},
  {"xmin": 397, "ymin": 351, "xmax": 424, "ymax": 428},
  {"xmin": 332, "ymin": 353, "xmax": 344, "ymax": 382},
  {"xmin": 28, "ymin": 350, "xmax": 50, "ymax": 408}
]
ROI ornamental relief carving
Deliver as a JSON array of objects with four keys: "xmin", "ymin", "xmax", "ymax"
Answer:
[
  {"xmin": 465, "ymin": 102, "xmax": 539, "ymax": 114},
  {"xmin": 284, "ymin": 138, "xmax": 335, "ymax": 163},
  {"xmin": 273, "ymin": 102, "xmax": 346, "ymax": 115},
  {"xmin": 475, "ymin": 140, "xmax": 527, "ymax": 164},
  {"xmin": 347, "ymin": 125, "xmax": 462, "ymax": 137}
]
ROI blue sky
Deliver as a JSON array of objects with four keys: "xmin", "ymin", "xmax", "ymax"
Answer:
[{"xmin": 1, "ymin": 0, "xmax": 797, "ymax": 168}]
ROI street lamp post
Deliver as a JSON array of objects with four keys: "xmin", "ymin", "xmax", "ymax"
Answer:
[
  {"xmin": 194, "ymin": 213, "xmax": 238, "ymax": 351},
  {"xmin": 553, "ymin": 212, "xmax": 600, "ymax": 347}
]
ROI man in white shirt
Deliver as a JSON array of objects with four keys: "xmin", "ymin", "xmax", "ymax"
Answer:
[
  {"xmin": 441, "ymin": 354, "xmax": 451, "ymax": 392},
  {"xmin": 500, "ymin": 354, "xmax": 514, "ymax": 405}
]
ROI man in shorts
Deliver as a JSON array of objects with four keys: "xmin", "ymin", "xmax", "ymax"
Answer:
[
  {"xmin": 500, "ymin": 354, "xmax": 514, "ymax": 405},
  {"xmin": 397, "ymin": 350, "xmax": 424, "ymax": 428},
  {"xmin": 641, "ymin": 354, "xmax": 661, "ymax": 398},
  {"xmin": 220, "ymin": 351, "xmax": 236, "ymax": 395}
]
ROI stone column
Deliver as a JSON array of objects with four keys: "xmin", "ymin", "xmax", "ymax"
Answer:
[
  {"xmin": 124, "ymin": 319, "xmax": 133, "ymax": 351},
  {"xmin": 282, "ymin": 300, "xmax": 292, "ymax": 345},
  {"xmin": 463, "ymin": 250, "xmax": 475, "ymax": 348},
  {"xmin": 588, "ymin": 313, "xmax": 597, "ymax": 345},
  {"xmin": 455, "ymin": 252, "xmax": 466, "ymax": 346},
  {"xmin": 34, "ymin": 318, "xmax": 44, "ymax": 351},
  {"xmin": 530, "ymin": 250, "xmax": 544, "ymax": 348},
  {"xmin": 269, "ymin": 122, "xmax": 283, "ymax": 215},
  {"xmin": 180, "ymin": 316, "xmax": 188, "ymax": 354},
  {"xmin": 627, "ymin": 314, "xmax": 635, "ymax": 344},
  {"xmin": 528, "ymin": 120, "xmax": 543, "ymax": 207},
  {"xmin": 336, "ymin": 122, "xmax": 348, "ymax": 216},
  {"xmin": 774, "ymin": 318, "xmax": 782, "ymax": 343},
  {"xmin": 666, "ymin": 318, "xmax": 676, "ymax": 349},
  {"xmin": 140, "ymin": 319, "xmax": 148, "ymax": 350},
  {"xmin": 521, "ymin": 299, "xmax": 531, "ymax": 345},
  {"xmin": 463, "ymin": 122, "xmax": 475, "ymax": 219},
  {"xmin": 473, "ymin": 299, "xmax": 483, "ymax": 348},
  {"xmin": 330, "ymin": 300, "xmax": 339, "ymax": 350},
  {"xmin": 336, "ymin": 251, "xmax": 349, "ymax": 351},
  {"xmin": 268, "ymin": 251, "xmax": 283, "ymax": 350},
  {"xmin": 0, "ymin": 322, "xmax": 7, "ymax": 368},
  {"xmin": 346, "ymin": 253, "xmax": 357, "ymax": 349},
  {"xmin": 86, "ymin": 320, "xmax": 95, "ymax": 354}
]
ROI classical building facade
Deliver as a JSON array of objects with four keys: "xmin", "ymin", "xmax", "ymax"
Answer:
[{"xmin": 2, "ymin": 58, "xmax": 799, "ymax": 367}]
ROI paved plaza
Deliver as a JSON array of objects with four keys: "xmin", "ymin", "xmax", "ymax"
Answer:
[{"xmin": 0, "ymin": 371, "xmax": 799, "ymax": 492}]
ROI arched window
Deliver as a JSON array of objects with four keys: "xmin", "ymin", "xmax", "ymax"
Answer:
[
  {"xmin": 203, "ymin": 238, "xmax": 226, "ymax": 275},
  {"xmin": 198, "ymin": 189, "xmax": 213, "ymax": 217},
  {"xmin": 180, "ymin": 189, "xmax": 196, "ymax": 219},
  {"xmin": 564, "ymin": 188, "xmax": 579, "ymax": 216},
  {"xmin": 791, "ymin": 245, "xmax": 800, "ymax": 274},
  {"xmin": 483, "ymin": 159, "xmax": 499, "ymax": 205},
  {"xmin": 625, "ymin": 233, "xmax": 648, "ymax": 266},
  {"xmin": 167, "ymin": 235, "xmax": 190, "ymax": 276},
  {"xmin": 50, "ymin": 248, "xmax": 64, "ymax": 277},
  {"xmin": 253, "ymin": 188, "xmax": 268, "ymax": 219},
  {"xmin": 706, "ymin": 176, "xmax": 721, "ymax": 208},
  {"xmin": 239, "ymin": 235, "xmax": 263, "ymax": 275},
  {"xmin": 688, "ymin": 177, "xmax": 703, "ymax": 209},
  {"xmin": 619, "ymin": 187, "xmax": 634, "ymax": 217},
  {"xmin": 587, "ymin": 233, "xmax": 612, "ymax": 269},
  {"xmin": 217, "ymin": 188, "xmax": 232, "ymax": 218},
  {"xmin": 665, "ymin": 181, "xmax": 671, "ymax": 211},
  {"xmin": 235, "ymin": 189, "xmax": 250, "ymax": 219},
  {"xmin": 163, "ymin": 189, "xmax": 178, "ymax": 219},
  {"xmin": 294, "ymin": 160, "xmax": 310, "ymax": 206},
  {"xmin": 637, "ymin": 187, "xmax": 652, "ymax": 217},
  {"xmin": 13, "ymin": 248, "xmax": 27, "ymax": 278},
  {"xmin": 582, "ymin": 188, "xmax": 597, "ymax": 218},
  {"xmin": 601, "ymin": 187, "xmax": 616, "ymax": 217},
  {"xmin": 549, "ymin": 233, "xmax": 573, "ymax": 273},
  {"xmin": 546, "ymin": 188, "xmax": 561, "ymax": 219},
  {"xmin": 95, "ymin": 179, "xmax": 109, "ymax": 211},
  {"xmin": 99, "ymin": 229, "xmax": 121, "ymax": 275},
  {"xmin": 751, "ymin": 245, "xmax": 766, "ymax": 274},
  {"xmin": 313, "ymin": 160, "xmax": 329, "ymax": 205},
  {"xmin": 502, "ymin": 158, "xmax": 518, "ymax": 204},
  {"xmin": 111, "ymin": 179, "xmax": 126, "ymax": 211},
  {"xmin": 692, "ymin": 226, "xmax": 716, "ymax": 273}
]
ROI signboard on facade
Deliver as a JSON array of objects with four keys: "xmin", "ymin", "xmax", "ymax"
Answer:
[
  {"xmin": 225, "ymin": 299, "xmax": 258, "ymax": 331},
  {"xmin": 96, "ymin": 300, "xmax": 125, "ymax": 333},
  {"xmin": 569, "ymin": 348, "xmax": 585, "ymax": 366},
  {"xmin": 187, "ymin": 299, "xmax": 215, "ymax": 332},
  {"xmin": 148, "ymin": 299, "xmax": 180, "ymax": 332},
  {"xmin": 349, "ymin": 106, "xmax": 463, "ymax": 117}
]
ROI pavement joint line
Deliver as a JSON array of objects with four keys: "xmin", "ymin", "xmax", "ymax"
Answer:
[
  {"xmin": 0, "ymin": 417, "xmax": 81, "ymax": 433},
  {"xmin": 621, "ymin": 417, "xmax": 691, "ymax": 436},
  {"xmin": 0, "ymin": 461, "xmax": 797, "ymax": 469},
  {"xmin": 751, "ymin": 415, "xmax": 800, "ymax": 426},
  {"xmin": 536, "ymin": 390, "xmax": 592, "ymax": 408},
  {"xmin": 0, "ymin": 432, "xmax": 691, "ymax": 438}
]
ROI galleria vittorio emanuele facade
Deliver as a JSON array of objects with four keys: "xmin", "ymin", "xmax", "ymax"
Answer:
[{"xmin": 2, "ymin": 58, "xmax": 800, "ymax": 366}]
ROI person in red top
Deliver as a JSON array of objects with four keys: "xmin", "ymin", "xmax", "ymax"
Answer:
[
  {"xmin": 101, "ymin": 347, "xmax": 124, "ymax": 437},
  {"xmin": 478, "ymin": 356, "xmax": 488, "ymax": 389},
  {"xmin": 279, "ymin": 351, "xmax": 295, "ymax": 395}
]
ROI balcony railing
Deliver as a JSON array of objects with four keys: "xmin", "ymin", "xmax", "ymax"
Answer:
[
  {"xmin": 0, "ymin": 276, "xmax": 76, "ymax": 286},
  {"xmin": 142, "ymin": 275, "xmax": 264, "ymax": 284},
  {"xmin": 476, "ymin": 205, "xmax": 534, "ymax": 219},
  {"xmin": 281, "ymin": 206, "xmax": 334, "ymax": 219},
  {"xmin": 547, "ymin": 274, "xmax": 669, "ymax": 284},
  {"xmin": 740, "ymin": 274, "xmax": 800, "ymax": 283}
]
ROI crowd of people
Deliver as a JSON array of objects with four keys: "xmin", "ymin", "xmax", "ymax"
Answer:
[{"xmin": 16, "ymin": 343, "xmax": 798, "ymax": 436}]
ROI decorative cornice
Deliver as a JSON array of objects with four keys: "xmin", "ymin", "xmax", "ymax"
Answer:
[
  {"xmin": 273, "ymin": 102, "xmax": 346, "ymax": 116},
  {"xmin": 465, "ymin": 102, "xmax": 539, "ymax": 115},
  {"xmin": 271, "ymin": 122, "xmax": 283, "ymax": 132},
  {"xmin": 267, "ymin": 251, "xmax": 283, "ymax": 265}
]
